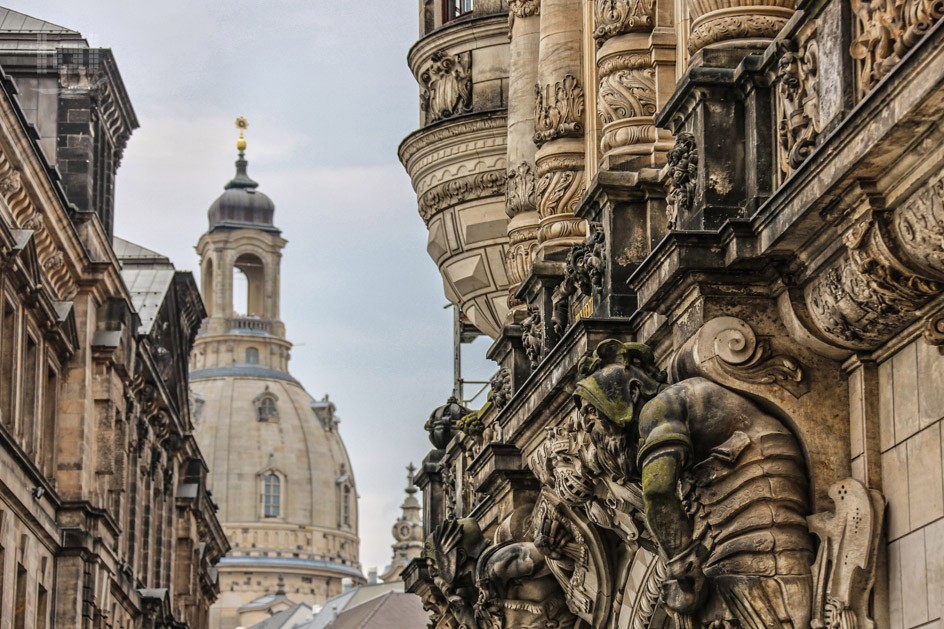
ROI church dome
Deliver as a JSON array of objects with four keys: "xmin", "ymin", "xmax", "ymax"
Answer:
[{"xmin": 207, "ymin": 157, "xmax": 277, "ymax": 232}]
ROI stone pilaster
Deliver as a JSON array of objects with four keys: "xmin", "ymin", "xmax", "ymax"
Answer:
[
  {"xmin": 533, "ymin": 0, "xmax": 587, "ymax": 258},
  {"xmin": 505, "ymin": 0, "xmax": 542, "ymax": 314}
]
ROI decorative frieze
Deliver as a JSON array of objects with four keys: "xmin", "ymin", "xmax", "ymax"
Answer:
[
  {"xmin": 533, "ymin": 75, "xmax": 585, "ymax": 146},
  {"xmin": 665, "ymin": 132, "xmax": 697, "ymax": 229},
  {"xmin": 777, "ymin": 31, "xmax": 820, "ymax": 177},
  {"xmin": 420, "ymin": 50, "xmax": 473, "ymax": 125},
  {"xmin": 851, "ymin": 0, "xmax": 944, "ymax": 95},
  {"xmin": 417, "ymin": 171, "xmax": 505, "ymax": 223},
  {"xmin": 593, "ymin": 0, "xmax": 655, "ymax": 44},
  {"xmin": 687, "ymin": 1, "xmax": 793, "ymax": 55}
]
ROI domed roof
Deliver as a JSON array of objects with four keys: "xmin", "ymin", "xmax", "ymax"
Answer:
[
  {"xmin": 192, "ymin": 371, "xmax": 356, "ymax": 532},
  {"xmin": 207, "ymin": 157, "xmax": 278, "ymax": 232}
]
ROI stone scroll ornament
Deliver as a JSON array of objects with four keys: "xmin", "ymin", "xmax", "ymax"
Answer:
[{"xmin": 566, "ymin": 339, "xmax": 816, "ymax": 629}]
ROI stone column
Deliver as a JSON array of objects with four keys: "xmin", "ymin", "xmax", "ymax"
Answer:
[
  {"xmin": 505, "ymin": 0, "xmax": 542, "ymax": 314},
  {"xmin": 534, "ymin": 0, "xmax": 587, "ymax": 259},
  {"xmin": 594, "ymin": 0, "xmax": 676, "ymax": 169},
  {"xmin": 687, "ymin": 0, "xmax": 793, "ymax": 56}
]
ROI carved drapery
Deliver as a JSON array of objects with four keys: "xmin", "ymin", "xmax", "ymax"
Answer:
[
  {"xmin": 665, "ymin": 132, "xmax": 697, "ymax": 229},
  {"xmin": 851, "ymin": 0, "xmax": 943, "ymax": 96},
  {"xmin": 597, "ymin": 54, "xmax": 659, "ymax": 156},
  {"xmin": 805, "ymin": 179, "xmax": 944, "ymax": 348},
  {"xmin": 776, "ymin": 28, "xmax": 820, "ymax": 178},
  {"xmin": 421, "ymin": 51, "xmax": 473, "ymax": 125},
  {"xmin": 534, "ymin": 75, "xmax": 585, "ymax": 146},
  {"xmin": 687, "ymin": 0, "xmax": 794, "ymax": 55},
  {"xmin": 593, "ymin": 0, "xmax": 656, "ymax": 44}
]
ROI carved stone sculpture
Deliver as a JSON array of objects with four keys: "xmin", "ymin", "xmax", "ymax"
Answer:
[
  {"xmin": 571, "ymin": 339, "xmax": 814, "ymax": 628},
  {"xmin": 426, "ymin": 396, "xmax": 472, "ymax": 450},
  {"xmin": 426, "ymin": 517, "xmax": 489, "ymax": 628},
  {"xmin": 534, "ymin": 75, "xmax": 585, "ymax": 146},
  {"xmin": 808, "ymin": 478, "xmax": 885, "ymax": 629},
  {"xmin": 552, "ymin": 222, "xmax": 606, "ymax": 337},
  {"xmin": 777, "ymin": 32, "xmax": 820, "ymax": 176},
  {"xmin": 490, "ymin": 368, "xmax": 512, "ymax": 410},
  {"xmin": 594, "ymin": 0, "xmax": 655, "ymax": 44},
  {"xmin": 421, "ymin": 51, "xmax": 473, "ymax": 125},
  {"xmin": 521, "ymin": 305, "xmax": 544, "ymax": 369},
  {"xmin": 666, "ymin": 133, "xmax": 697, "ymax": 230}
]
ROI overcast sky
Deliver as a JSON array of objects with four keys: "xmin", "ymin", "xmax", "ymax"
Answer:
[{"xmin": 11, "ymin": 0, "xmax": 497, "ymax": 575}]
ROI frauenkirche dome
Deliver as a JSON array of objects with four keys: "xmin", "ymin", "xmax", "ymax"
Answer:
[{"xmin": 190, "ymin": 123, "xmax": 362, "ymax": 629}]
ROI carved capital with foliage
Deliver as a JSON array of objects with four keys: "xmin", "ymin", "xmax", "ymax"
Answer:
[{"xmin": 534, "ymin": 75, "xmax": 585, "ymax": 146}]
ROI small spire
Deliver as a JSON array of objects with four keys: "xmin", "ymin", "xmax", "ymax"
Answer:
[
  {"xmin": 406, "ymin": 463, "xmax": 417, "ymax": 495},
  {"xmin": 235, "ymin": 116, "xmax": 249, "ymax": 157}
]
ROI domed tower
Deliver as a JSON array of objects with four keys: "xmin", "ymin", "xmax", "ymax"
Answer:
[
  {"xmin": 379, "ymin": 464, "xmax": 424, "ymax": 583},
  {"xmin": 190, "ymin": 119, "xmax": 362, "ymax": 629}
]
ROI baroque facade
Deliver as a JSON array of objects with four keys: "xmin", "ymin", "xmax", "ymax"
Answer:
[
  {"xmin": 0, "ymin": 9, "xmax": 227, "ymax": 629},
  {"xmin": 399, "ymin": 1, "xmax": 944, "ymax": 629},
  {"xmin": 190, "ymin": 125, "xmax": 363, "ymax": 629}
]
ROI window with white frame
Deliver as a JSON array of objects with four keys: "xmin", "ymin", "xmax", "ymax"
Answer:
[{"xmin": 263, "ymin": 473, "xmax": 280, "ymax": 518}]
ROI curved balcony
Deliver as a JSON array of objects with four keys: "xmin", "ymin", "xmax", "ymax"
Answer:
[{"xmin": 401, "ymin": 11, "xmax": 512, "ymax": 338}]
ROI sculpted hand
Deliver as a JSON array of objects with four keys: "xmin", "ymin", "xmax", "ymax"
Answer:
[{"xmin": 663, "ymin": 543, "xmax": 706, "ymax": 615}]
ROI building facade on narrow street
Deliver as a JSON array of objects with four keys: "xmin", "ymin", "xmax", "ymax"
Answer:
[
  {"xmin": 400, "ymin": 1, "xmax": 944, "ymax": 629},
  {"xmin": 190, "ymin": 126, "xmax": 363, "ymax": 629},
  {"xmin": 0, "ymin": 8, "xmax": 227, "ymax": 629}
]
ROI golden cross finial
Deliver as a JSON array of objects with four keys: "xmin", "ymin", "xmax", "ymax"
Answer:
[{"xmin": 235, "ymin": 117, "xmax": 248, "ymax": 154}]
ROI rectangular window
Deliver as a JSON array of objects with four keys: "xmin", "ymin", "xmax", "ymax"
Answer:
[
  {"xmin": 41, "ymin": 365, "xmax": 57, "ymax": 475},
  {"xmin": 444, "ymin": 0, "xmax": 473, "ymax": 21},
  {"xmin": 13, "ymin": 563, "xmax": 26, "ymax": 629},
  {"xmin": 1, "ymin": 301, "xmax": 16, "ymax": 427},
  {"xmin": 35, "ymin": 584, "xmax": 47, "ymax": 629},
  {"xmin": 21, "ymin": 334, "xmax": 38, "ymax": 454},
  {"xmin": 263, "ymin": 474, "xmax": 280, "ymax": 518}
]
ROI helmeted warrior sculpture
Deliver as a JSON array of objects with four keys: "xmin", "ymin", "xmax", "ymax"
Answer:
[{"xmin": 571, "ymin": 339, "xmax": 814, "ymax": 629}]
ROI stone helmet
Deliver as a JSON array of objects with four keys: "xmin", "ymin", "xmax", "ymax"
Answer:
[{"xmin": 573, "ymin": 339, "xmax": 667, "ymax": 427}]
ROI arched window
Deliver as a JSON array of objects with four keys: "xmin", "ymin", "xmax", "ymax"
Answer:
[
  {"xmin": 263, "ymin": 474, "xmax": 280, "ymax": 518},
  {"xmin": 245, "ymin": 347, "xmax": 259, "ymax": 364},
  {"xmin": 254, "ymin": 388, "xmax": 279, "ymax": 422},
  {"xmin": 260, "ymin": 397, "xmax": 276, "ymax": 419}
]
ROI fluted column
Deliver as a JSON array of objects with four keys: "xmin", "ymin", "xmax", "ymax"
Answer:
[
  {"xmin": 594, "ymin": 0, "xmax": 676, "ymax": 168},
  {"xmin": 534, "ymin": 0, "xmax": 587, "ymax": 259},
  {"xmin": 505, "ymin": 0, "xmax": 542, "ymax": 314}
]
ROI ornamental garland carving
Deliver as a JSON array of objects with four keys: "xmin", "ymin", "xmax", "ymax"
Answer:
[
  {"xmin": 597, "ymin": 59, "xmax": 657, "ymax": 126},
  {"xmin": 689, "ymin": 14, "xmax": 790, "ymax": 55},
  {"xmin": 593, "ymin": 0, "xmax": 655, "ymax": 44},
  {"xmin": 533, "ymin": 75, "xmax": 585, "ymax": 146},
  {"xmin": 851, "ymin": 0, "xmax": 943, "ymax": 95},
  {"xmin": 777, "ymin": 33, "xmax": 820, "ymax": 176},
  {"xmin": 420, "ymin": 50, "xmax": 472, "ymax": 125},
  {"xmin": 665, "ymin": 132, "xmax": 697, "ymax": 229},
  {"xmin": 508, "ymin": 0, "xmax": 540, "ymax": 30},
  {"xmin": 417, "ymin": 171, "xmax": 505, "ymax": 223},
  {"xmin": 505, "ymin": 161, "xmax": 539, "ymax": 218}
]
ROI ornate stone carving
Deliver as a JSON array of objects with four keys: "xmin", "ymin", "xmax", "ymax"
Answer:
[
  {"xmin": 536, "ymin": 157, "xmax": 587, "ymax": 245},
  {"xmin": 851, "ymin": 0, "xmax": 943, "ymax": 95},
  {"xmin": 598, "ymin": 57, "xmax": 657, "ymax": 126},
  {"xmin": 22, "ymin": 212, "xmax": 44, "ymax": 232},
  {"xmin": 505, "ymin": 225, "xmax": 539, "ymax": 286},
  {"xmin": 689, "ymin": 11, "xmax": 791, "ymax": 55},
  {"xmin": 521, "ymin": 305, "xmax": 543, "ymax": 368},
  {"xmin": 893, "ymin": 172, "xmax": 944, "ymax": 278},
  {"xmin": 489, "ymin": 368, "xmax": 512, "ymax": 410},
  {"xmin": 0, "ymin": 169, "xmax": 21, "ymax": 196},
  {"xmin": 425, "ymin": 396, "xmax": 471, "ymax": 450},
  {"xmin": 552, "ymin": 222, "xmax": 606, "ymax": 337},
  {"xmin": 565, "ymin": 340, "xmax": 814, "ymax": 628},
  {"xmin": 534, "ymin": 75, "xmax": 585, "ymax": 146},
  {"xmin": 42, "ymin": 250, "xmax": 64, "ymax": 273},
  {"xmin": 399, "ymin": 116, "xmax": 507, "ymax": 165},
  {"xmin": 665, "ymin": 132, "xmax": 697, "ymax": 230},
  {"xmin": 808, "ymin": 478, "xmax": 885, "ymax": 629},
  {"xmin": 593, "ymin": 0, "xmax": 655, "ymax": 44},
  {"xmin": 420, "ymin": 51, "xmax": 473, "ymax": 125},
  {"xmin": 505, "ymin": 162, "xmax": 539, "ymax": 218},
  {"xmin": 923, "ymin": 309, "xmax": 944, "ymax": 352},
  {"xmin": 425, "ymin": 517, "xmax": 488, "ymax": 628},
  {"xmin": 508, "ymin": 0, "xmax": 540, "ymax": 29},
  {"xmin": 681, "ymin": 316, "xmax": 808, "ymax": 397},
  {"xmin": 777, "ymin": 33, "xmax": 820, "ymax": 176},
  {"xmin": 418, "ymin": 171, "xmax": 506, "ymax": 223}
]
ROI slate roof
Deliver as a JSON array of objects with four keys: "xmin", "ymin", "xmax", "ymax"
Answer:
[
  {"xmin": 320, "ymin": 592, "xmax": 428, "ymax": 629},
  {"xmin": 0, "ymin": 8, "xmax": 78, "ymax": 34},
  {"xmin": 245, "ymin": 602, "xmax": 312, "ymax": 629},
  {"xmin": 114, "ymin": 237, "xmax": 176, "ymax": 335},
  {"xmin": 297, "ymin": 582, "xmax": 406, "ymax": 629}
]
